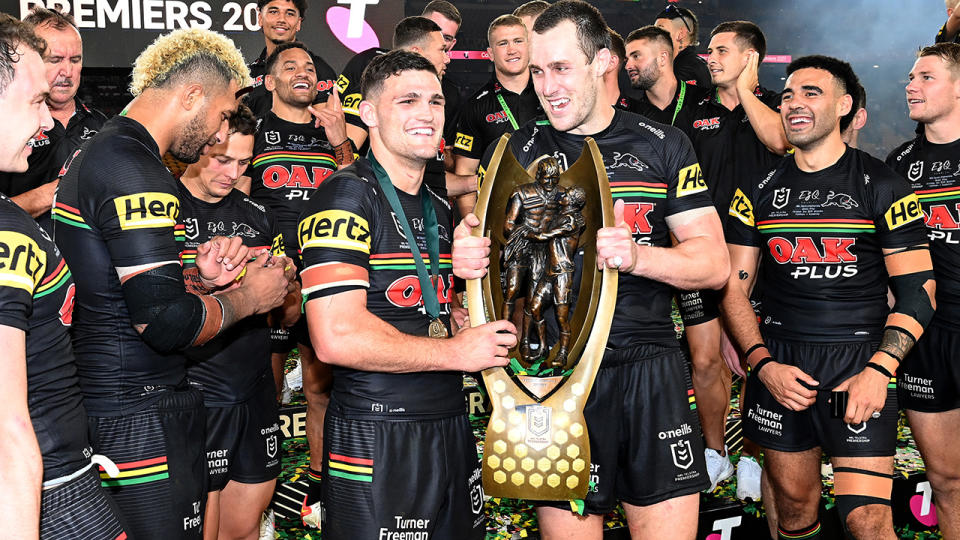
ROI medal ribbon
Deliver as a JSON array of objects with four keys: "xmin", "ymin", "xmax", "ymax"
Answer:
[
  {"xmin": 670, "ymin": 81, "xmax": 687, "ymax": 127},
  {"xmin": 496, "ymin": 91, "xmax": 520, "ymax": 131},
  {"xmin": 367, "ymin": 152, "xmax": 442, "ymax": 320}
]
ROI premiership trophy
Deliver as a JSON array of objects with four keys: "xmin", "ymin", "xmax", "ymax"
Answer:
[{"xmin": 466, "ymin": 136, "xmax": 617, "ymax": 500}]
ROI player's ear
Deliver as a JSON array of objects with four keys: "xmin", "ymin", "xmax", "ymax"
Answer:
[
  {"xmin": 593, "ymin": 48, "xmax": 611, "ymax": 77},
  {"xmin": 359, "ymin": 99, "xmax": 377, "ymax": 129},
  {"xmin": 838, "ymin": 93, "xmax": 853, "ymax": 118},
  {"xmin": 265, "ymin": 74, "xmax": 276, "ymax": 93},
  {"xmin": 181, "ymin": 84, "xmax": 204, "ymax": 112}
]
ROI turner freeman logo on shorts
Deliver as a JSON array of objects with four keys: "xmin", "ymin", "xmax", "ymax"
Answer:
[
  {"xmin": 885, "ymin": 193, "xmax": 923, "ymax": 230},
  {"xmin": 676, "ymin": 163, "xmax": 706, "ymax": 198},
  {"xmin": 113, "ymin": 192, "xmax": 179, "ymax": 230},
  {"xmin": 299, "ymin": 209, "xmax": 371, "ymax": 253},
  {"xmin": 524, "ymin": 405, "xmax": 552, "ymax": 451},
  {"xmin": 0, "ymin": 231, "xmax": 46, "ymax": 293}
]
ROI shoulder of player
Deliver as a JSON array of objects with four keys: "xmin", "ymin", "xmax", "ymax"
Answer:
[
  {"xmin": 228, "ymin": 190, "xmax": 270, "ymax": 215},
  {"xmin": 621, "ymin": 110, "xmax": 688, "ymax": 147},
  {"xmin": 0, "ymin": 196, "xmax": 42, "ymax": 234},
  {"xmin": 308, "ymin": 51, "xmax": 336, "ymax": 78},
  {"xmin": 467, "ymin": 79, "xmax": 497, "ymax": 103},
  {"xmin": 885, "ymin": 136, "xmax": 922, "ymax": 167},
  {"xmin": 856, "ymin": 148, "xmax": 911, "ymax": 188}
]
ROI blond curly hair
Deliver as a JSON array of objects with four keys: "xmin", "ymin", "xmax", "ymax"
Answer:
[{"xmin": 130, "ymin": 28, "xmax": 250, "ymax": 96}]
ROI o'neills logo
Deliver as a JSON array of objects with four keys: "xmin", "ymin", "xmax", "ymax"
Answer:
[{"xmin": 113, "ymin": 192, "xmax": 179, "ymax": 230}]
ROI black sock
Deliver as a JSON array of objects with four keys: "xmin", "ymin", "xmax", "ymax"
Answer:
[
  {"xmin": 777, "ymin": 520, "xmax": 822, "ymax": 540},
  {"xmin": 304, "ymin": 467, "xmax": 323, "ymax": 506}
]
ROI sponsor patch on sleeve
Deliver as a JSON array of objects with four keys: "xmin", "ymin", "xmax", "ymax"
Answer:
[
  {"xmin": 341, "ymin": 93, "xmax": 363, "ymax": 116},
  {"xmin": 0, "ymin": 231, "xmax": 46, "ymax": 294},
  {"xmin": 728, "ymin": 188, "xmax": 755, "ymax": 227},
  {"xmin": 676, "ymin": 163, "xmax": 707, "ymax": 198},
  {"xmin": 884, "ymin": 192, "xmax": 923, "ymax": 230},
  {"xmin": 454, "ymin": 133, "xmax": 474, "ymax": 152},
  {"xmin": 299, "ymin": 210, "xmax": 371, "ymax": 253},
  {"xmin": 336, "ymin": 74, "xmax": 349, "ymax": 93},
  {"xmin": 113, "ymin": 192, "xmax": 180, "ymax": 230},
  {"xmin": 271, "ymin": 234, "xmax": 286, "ymax": 257}
]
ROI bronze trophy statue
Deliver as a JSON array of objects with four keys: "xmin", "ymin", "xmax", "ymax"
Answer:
[{"xmin": 465, "ymin": 136, "xmax": 617, "ymax": 501}]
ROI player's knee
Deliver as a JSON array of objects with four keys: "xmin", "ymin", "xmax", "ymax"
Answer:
[
  {"xmin": 841, "ymin": 501, "xmax": 891, "ymax": 540},
  {"xmin": 689, "ymin": 348, "xmax": 722, "ymax": 375}
]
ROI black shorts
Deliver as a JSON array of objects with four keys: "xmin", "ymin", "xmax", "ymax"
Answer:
[
  {"xmin": 89, "ymin": 388, "xmax": 207, "ymax": 539},
  {"xmin": 40, "ymin": 467, "xmax": 128, "ymax": 540},
  {"xmin": 899, "ymin": 319, "xmax": 960, "ymax": 412},
  {"xmin": 743, "ymin": 337, "xmax": 897, "ymax": 457},
  {"xmin": 542, "ymin": 343, "xmax": 709, "ymax": 514},
  {"xmin": 677, "ymin": 289, "xmax": 720, "ymax": 327},
  {"xmin": 270, "ymin": 318, "xmax": 310, "ymax": 354},
  {"xmin": 320, "ymin": 402, "xmax": 484, "ymax": 540},
  {"xmin": 205, "ymin": 375, "xmax": 281, "ymax": 491}
]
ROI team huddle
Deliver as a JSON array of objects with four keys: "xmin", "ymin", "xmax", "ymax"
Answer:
[{"xmin": 0, "ymin": 0, "xmax": 957, "ymax": 539}]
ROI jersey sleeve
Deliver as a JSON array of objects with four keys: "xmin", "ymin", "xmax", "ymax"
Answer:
[
  {"xmin": 661, "ymin": 127, "xmax": 714, "ymax": 216},
  {"xmin": 313, "ymin": 54, "xmax": 338, "ymax": 102},
  {"xmin": 870, "ymin": 166, "xmax": 928, "ymax": 249},
  {"xmin": 267, "ymin": 208, "xmax": 285, "ymax": 258},
  {"xmin": 724, "ymin": 183, "xmax": 762, "ymax": 247},
  {"xmin": 83, "ymin": 138, "xmax": 182, "ymax": 275},
  {"xmin": 298, "ymin": 172, "xmax": 375, "ymax": 303},
  {"xmin": 453, "ymin": 98, "xmax": 484, "ymax": 160},
  {"xmin": 337, "ymin": 57, "xmax": 367, "ymax": 130},
  {"xmin": 0, "ymin": 218, "xmax": 45, "ymax": 331}
]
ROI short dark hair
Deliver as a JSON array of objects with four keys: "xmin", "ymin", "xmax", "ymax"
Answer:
[
  {"xmin": 655, "ymin": 5, "xmax": 699, "ymax": 47},
  {"xmin": 265, "ymin": 41, "xmax": 309, "ymax": 76},
  {"xmin": 361, "ymin": 49, "xmax": 438, "ymax": 99},
  {"xmin": 422, "ymin": 0, "xmax": 461, "ymax": 26},
  {"xmin": 625, "ymin": 25, "xmax": 674, "ymax": 58},
  {"xmin": 513, "ymin": 1, "xmax": 551, "ymax": 20},
  {"xmin": 785, "ymin": 55, "xmax": 861, "ymax": 132},
  {"xmin": 711, "ymin": 20, "xmax": 766, "ymax": 62},
  {"xmin": 0, "ymin": 14, "xmax": 46, "ymax": 96},
  {"xmin": 230, "ymin": 103, "xmax": 257, "ymax": 136},
  {"xmin": 533, "ymin": 0, "xmax": 611, "ymax": 61},
  {"xmin": 256, "ymin": 0, "xmax": 306, "ymax": 18},
  {"xmin": 393, "ymin": 16, "xmax": 442, "ymax": 50},
  {"xmin": 23, "ymin": 6, "xmax": 77, "ymax": 31},
  {"xmin": 608, "ymin": 28, "xmax": 625, "ymax": 67}
]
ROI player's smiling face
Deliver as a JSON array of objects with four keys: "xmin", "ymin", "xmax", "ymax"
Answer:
[
  {"xmin": 906, "ymin": 55, "xmax": 960, "ymax": 124},
  {"xmin": 781, "ymin": 67, "xmax": 849, "ymax": 150},
  {"xmin": 258, "ymin": 0, "xmax": 302, "ymax": 44},
  {"xmin": 0, "ymin": 48, "xmax": 53, "ymax": 173},
  {"xmin": 529, "ymin": 20, "xmax": 607, "ymax": 134},
  {"xmin": 706, "ymin": 32, "xmax": 748, "ymax": 88},
  {"xmin": 488, "ymin": 24, "xmax": 529, "ymax": 77},
  {"xmin": 267, "ymin": 47, "xmax": 317, "ymax": 107},
  {"xmin": 365, "ymin": 69, "xmax": 444, "ymax": 164}
]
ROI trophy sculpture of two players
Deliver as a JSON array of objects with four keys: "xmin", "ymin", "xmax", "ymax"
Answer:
[{"xmin": 466, "ymin": 135, "xmax": 617, "ymax": 501}]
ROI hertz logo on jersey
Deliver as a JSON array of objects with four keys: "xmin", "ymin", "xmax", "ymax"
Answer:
[
  {"xmin": 336, "ymin": 74, "xmax": 349, "ymax": 93},
  {"xmin": 677, "ymin": 163, "xmax": 707, "ymax": 198},
  {"xmin": 114, "ymin": 192, "xmax": 179, "ymax": 230},
  {"xmin": 299, "ymin": 209, "xmax": 371, "ymax": 253},
  {"xmin": 0, "ymin": 231, "xmax": 46, "ymax": 293},
  {"xmin": 342, "ymin": 93, "xmax": 363, "ymax": 116},
  {"xmin": 729, "ymin": 188, "xmax": 755, "ymax": 226},
  {"xmin": 884, "ymin": 193, "xmax": 923, "ymax": 230},
  {"xmin": 271, "ymin": 234, "xmax": 286, "ymax": 257},
  {"xmin": 454, "ymin": 133, "xmax": 474, "ymax": 152}
]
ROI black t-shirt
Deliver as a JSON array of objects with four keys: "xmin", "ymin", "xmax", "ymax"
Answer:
[
  {"xmin": 245, "ymin": 47, "xmax": 337, "ymax": 119},
  {"xmin": 0, "ymin": 195, "xmax": 91, "ymax": 480},
  {"xmin": 726, "ymin": 147, "xmax": 928, "ymax": 342},
  {"xmin": 179, "ymin": 185, "xmax": 284, "ymax": 405},
  {"xmin": 935, "ymin": 20, "xmax": 960, "ymax": 44},
  {"xmin": 689, "ymin": 86, "xmax": 784, "ymax": 221},
  {"xmin": 673, "ymin": 46, "xmax": 712, "ymax": 88},
  {"xmin": 441, "ymin": 76, "xmax": 462, "ymax": 148},
  {"xmin": 0, "ymin": 98, "xmax": 106, "ymax": 231},
  {"xmin": 886, "ymin": 135, "xmax": 960, "ymax": 328},
  {"xmin": 298, "ymin": 157, "xmax": 461, "ymax": 415},
  {"xmin": 453, "ymin": 76, "xmax": 543, "ymax": 161},
  {"xmin": 630, "ymin": 81, "xmax": 711, "ymax": 140},
  {"xmin": 249, "ymin": 111, "xmax": 339, "ymax": 263},
  {"xmin": 482, "ymin": 110, "xmax": 714, "ymax": 346},
  {"xmin": 53, "ymin": 116, "xmax": 187, "ymax": 415}
]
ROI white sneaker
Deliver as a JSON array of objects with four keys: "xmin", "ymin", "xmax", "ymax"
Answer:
[
  {"xmin": 258, "ymin": 509, "xmax": 275, "ymax": 540},
  {"xmin": 285, "ymin": 360, "xmax": 303, "ymax": 391},
  {"xmin": 736, "ymin": 455, "xmax": 762, "ymax": 501},
  {"xmin": 704, "ymin": 447, "xmax": 735, "ymax": 492},
  {"xmin": 280, "ymin": 376, "xmax": 293, "ymax": 405},
  {"xmin": 301, "ymin": 495, "xmax": 322, "ymax": 529}
]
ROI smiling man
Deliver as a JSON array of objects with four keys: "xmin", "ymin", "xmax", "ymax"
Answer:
[
  {"xmin": 0, "ymin": 7, "xmax": 105, "ymax": 228},
  {"xmin": 452, "ymin": 2, "xmax": 729, "ymax": 538},
  {"xmin": 299, "ymin": 49, "xmax": 517, "ymax": 539},
  {"xmin": 722, "ymin": 56, "xmax": 933, "ymax": 540}
]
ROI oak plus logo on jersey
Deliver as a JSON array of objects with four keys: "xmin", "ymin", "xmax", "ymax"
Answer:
[
  {"xmin": 768, "ymin": 236, "xmax": 858, "ymax": 279},
  {"xmin": 692, "ymin": 116, "xmax": 720, "ymax": 130},
  {"xmin": 924, "ymin": 201, "xmax": 960, "ymax": 244},
  {"xmin": 114, "ymin": 192, "xmax": 179, "ymax": 230},
  {"xmin": 676, "ymin": 163, "xmax": 706, "ymax": 198},
  {"xmin": 0, "ymin": 231, "xmax": 46, "ymax": 294},
  {"xmin": 621, "ymin": 202, "xmax": 655, "ymax": 244},
  {"xmin": 486, "ymin": 111, "xmax": 509, "ymax": 124},
  {"xmin": 298, "ymin": 209, "xmax": 371, "ymax": 253},
  {"xmin": 885, "ymin": 193, "xmax": 923, "ymax": 230},
  {"xmin": 261, "ymin": 163, "xmax": 335, "ymax": 200}
]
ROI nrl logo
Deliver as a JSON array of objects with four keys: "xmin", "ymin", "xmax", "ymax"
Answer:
[
  {"xmin": 670, "ymin": 439, "xmax": 694, "ymax": 470},
  {"xmin": 265, "ymin": 131, "xmax": 281, "ymax": 145},
  {"xmin": 908, "ymin": 161, "xmax": 923, "ymax": 182},
  {"xmin": 772, "ymin": 187, "xmax": 790, "ymax": 209},
  {"xmin": 847, "ymin": 421, "xmax": 867, "ymax": 435},
  {"xmin": 266, "ymin": 434, "xmax": 278, "ymax": 458}
]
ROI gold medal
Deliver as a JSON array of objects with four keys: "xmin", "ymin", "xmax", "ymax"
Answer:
[{"xmin": 428, "ymin": 318, "xmax": 449, "ymax": 338}]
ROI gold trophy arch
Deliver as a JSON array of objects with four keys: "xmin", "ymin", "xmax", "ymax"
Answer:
[{"xmin": 466, "ymin": 135, "xmax": 618, "ymax": 500}]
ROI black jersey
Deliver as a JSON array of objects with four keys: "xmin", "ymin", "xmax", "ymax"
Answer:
[
  {"xmin": 673, "ymin": 47, "xmax": 712, "ymax": 88},
  {"xmin": 630, "ymin": 81, "xmax": 711, "ymax": 140},
  {"xmin": 453, "ymin": 77, "xmax": 543, "ymax": 161},
  {"xmin": 245, "ymin": 47, "xmax": 337, "ymax": 119},
  {"xmin": 726, "ymin": 147, "xmax": 928, "ymax": 342},
  {"xmin": 0, "ymin": 196, "xmax": 91, "ymax": 480},
  {"xmin": 886, "ymin": 135, "xmax": 960, "ymax": 328},
  {"xmin": 298, "ymin": 157, "xmax": 461, "ymax": 415},
  {"xmin": 483, "ymin": 110, "xmax": 714, "ymax": 346},
  {"xmin": 53, "ymin": 116, "xmax": 187, "ymax": 415},
  {"xmin": 179, "ymin": 184, "xmax": 284, "ymax": 406},
  {"xmin": 442, "ymin": 76, "xmax": 462, "ymax": 148},
  {"xmin": 250, "ymin": 111, "xmax": 338, "ymax": 263},
  {"xmin": 689, "ymin": 86, "xmax": 784, "ymax": 220}
]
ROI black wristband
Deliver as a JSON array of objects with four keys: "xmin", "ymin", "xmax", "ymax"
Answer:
[
  {"xmin": 877, "ymin": 348, "xmax": 903, "ymax": 364},
  {"xmin": 751, "ymin": 356, "xmax": 774, "ymax": 378},
  {"xmin": 744, "ymin": 343, "xmax": 766, "ymax": 358},
  {"xmin": 865, "ymin": 361, "xmax": 894, "ymax": 379}
]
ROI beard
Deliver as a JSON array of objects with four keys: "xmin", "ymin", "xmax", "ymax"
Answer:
[
  {"xmin": 170, "ymin": 110, "xmax": 213, "ymax": 164},
  {"xmin": 629, "ymin": 63, "xmax": 660, "ymax": 92}
]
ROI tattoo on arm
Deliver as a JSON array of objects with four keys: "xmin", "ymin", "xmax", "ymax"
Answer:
[
  {"xmin": 877, "ymin": 326, "xmax": 917, "ymax": 363},
  {"xmin": 738, "ymin": 270, "xmax": 749, "ymax": 280}
]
